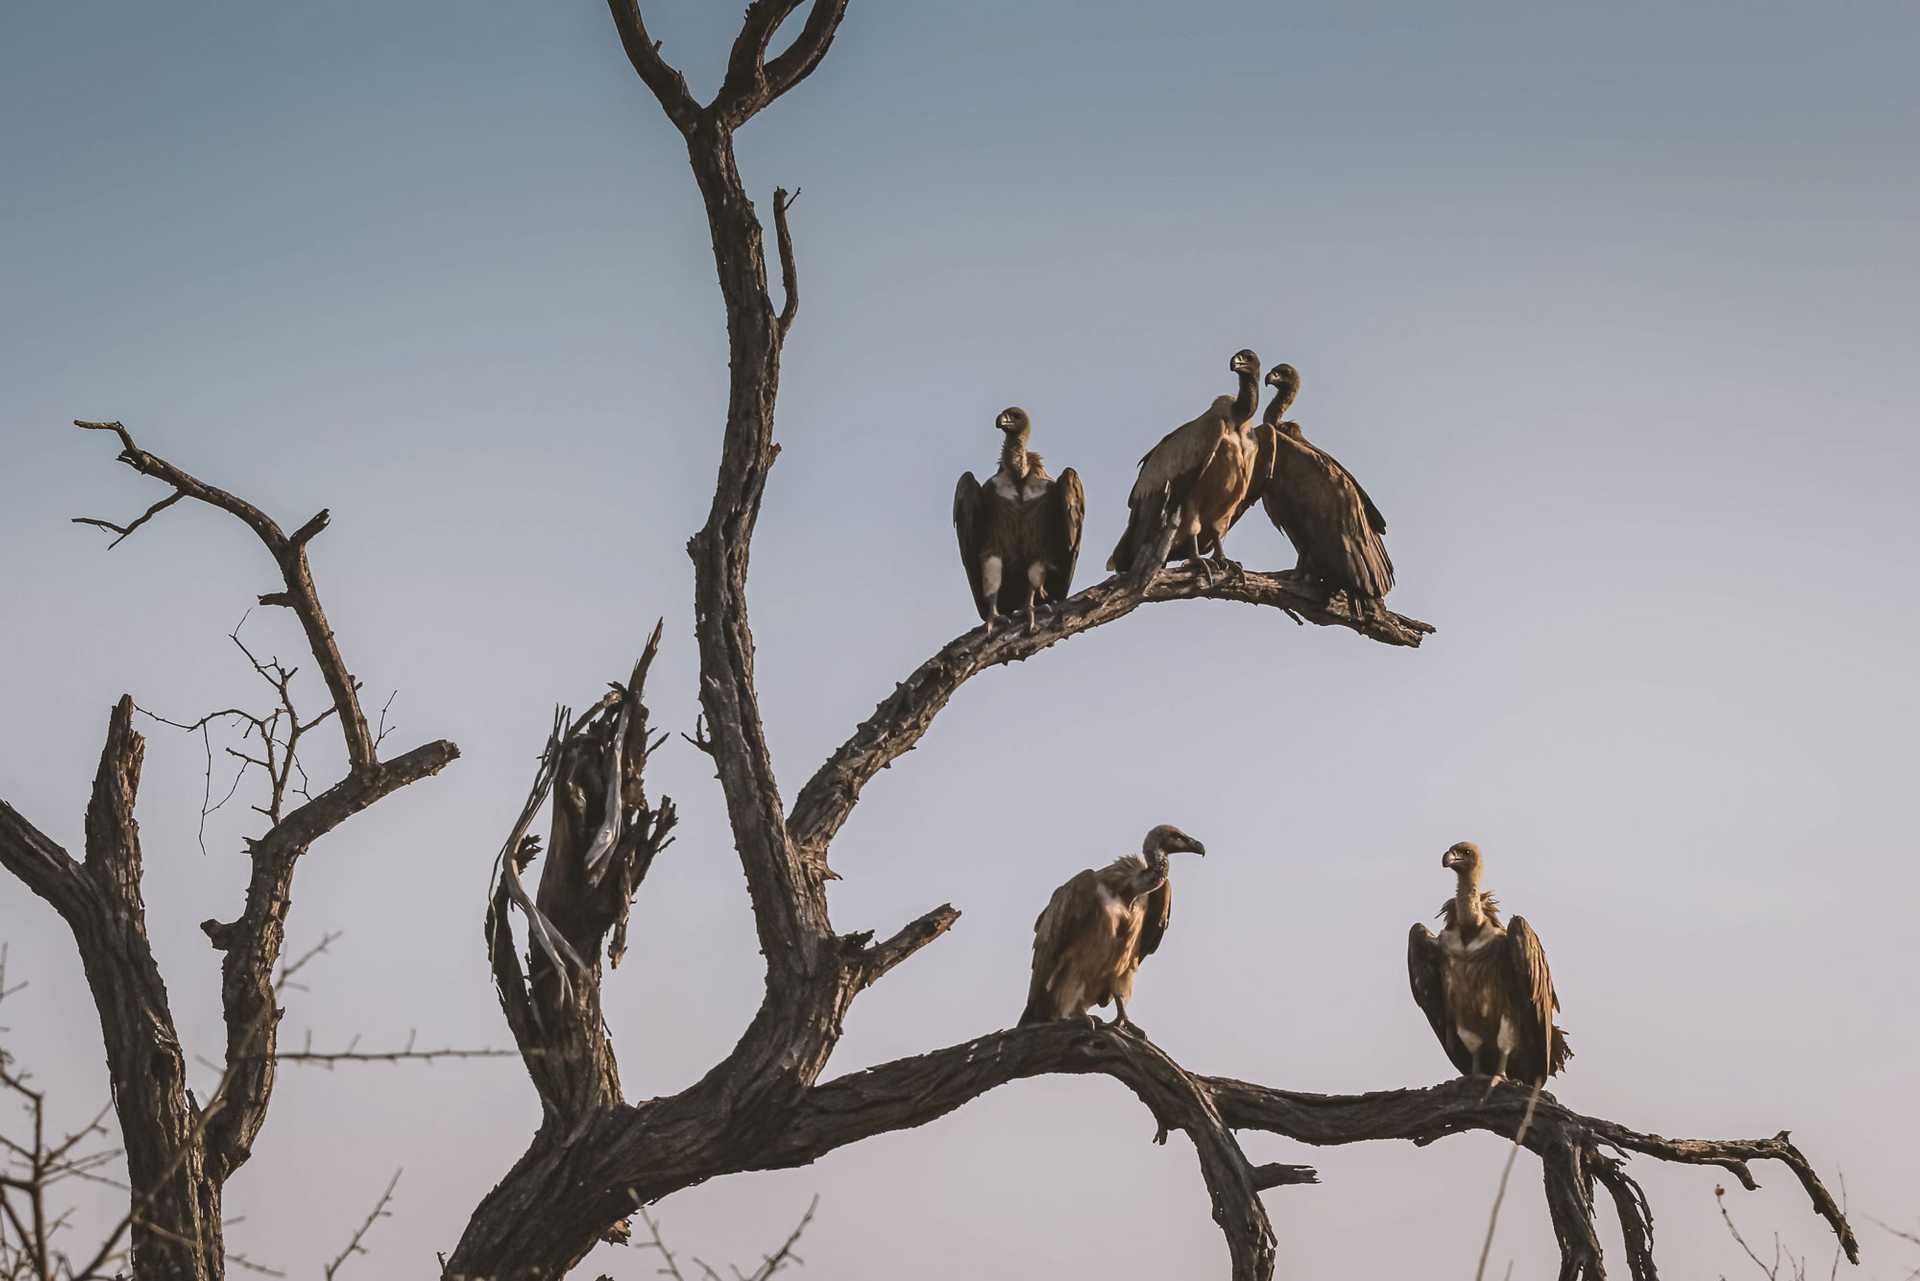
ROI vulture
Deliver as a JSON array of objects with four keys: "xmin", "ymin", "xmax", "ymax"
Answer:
[
  {"xmin": 1106, "ymin": 349, "xmax": 1263, "ymax": 580},
  {"xmin": 1019, "ymin": 823, "xmax": 1207, "ymax": 1032},
  {"xmin": 1255, "ymin": 364, "xmax": 1395, "ymax": 619},
  {"xmin": 953, "ymin": 408, "xmax": 1085, "ymax": 634},
  {"xmin": 1407, "ymin": 841, "xmax": 1572, "ymax": 1087}
]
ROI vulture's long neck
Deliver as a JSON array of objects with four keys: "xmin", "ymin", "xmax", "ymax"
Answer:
[
  {"xmin": 1231, "ymin": 366, "xmax": 1260, "ymax": 428},
  {"xmin": 1121, "ymin": 848, "xmax": 1171, "ymax": 901},
  {"xmin": 1452, "ymin": 867, "xmax": 1489, "ymax": 935},
  {"xmin": 998, "ymin": 429, "xmax": 1033, "ymax": 482},
  {"xmin": 1262, "ymin": 391, "xmax": 1292, "ymax": 429}
]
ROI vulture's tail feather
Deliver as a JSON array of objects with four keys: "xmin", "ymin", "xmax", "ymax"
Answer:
[{"xmin": 1550, "ymin": 1024, "xmax": 1574, "ymax": 1075}]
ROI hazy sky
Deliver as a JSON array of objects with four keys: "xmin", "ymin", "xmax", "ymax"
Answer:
[{"xmin": 3, "ymin": 2, "xmax": 1917, "ymax": 1277}]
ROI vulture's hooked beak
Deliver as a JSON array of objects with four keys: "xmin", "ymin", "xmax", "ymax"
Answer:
[{"xmin": 1186, "ymin": 839, "xmax": 1208, "ymax": 857}]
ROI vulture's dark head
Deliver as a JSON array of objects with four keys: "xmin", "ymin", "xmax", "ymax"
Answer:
[
  {"xmin": 1144, "ymin": 824, "xmax": 1207, "ymax": 858},
  {"xmin": 1229, "ymin": 349, "xmax": 1261, "ymax": 376},
  {"xmin": 995, "ymin": 407, "xmax": 1030, "ymax": 435},
  {"xmin": 1265, "ymin": 363, "xmax": 1300, "ymax": 395},
  {"xmin": 1441, "ymin": 841, "xmax": 1483, "ymax": 877}
]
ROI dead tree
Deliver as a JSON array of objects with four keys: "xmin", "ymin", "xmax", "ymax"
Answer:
[
  {"xmin": 443, "ymin": 5, "xmax": 1857, "ymax": 1280},
  {"xmin": 0, "ymin": 425, "xmax": 459, "ymax": 1279}
]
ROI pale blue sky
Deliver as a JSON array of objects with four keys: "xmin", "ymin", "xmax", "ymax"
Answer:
[{"xmin": 3, "ymin": 2, "xmax": 1917, "ymax": 1277}]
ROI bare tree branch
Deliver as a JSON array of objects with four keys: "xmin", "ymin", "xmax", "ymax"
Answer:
[
  {"xmin": 786, "ymin": 562, "xmax": 1431, "ymax": 864},
  {"xmin": 72, "ymin": 420, "xmax": 375, "ymax": 770},
  {"xmin": 604, "ymin": 0, "xmax": 700, "ymax": 132},
  {"xmin": 322, "ymin": 1169, "xmax": 400, "ymax": 1280}
]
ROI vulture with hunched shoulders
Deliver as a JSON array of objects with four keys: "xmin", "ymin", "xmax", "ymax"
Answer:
[
  {"xmin": 1019, "ymin": 823, "xmax": 1207, "ymax": 1032},
  {"xmin": 953, "ymin": 408, "xmax": 1084, "ymax": 634},
  {"xmin": 1254, "ymin": 363, "xmax": 1395, "ymax": 619},
  {"xmin": 1407, "ymin": 841, "xmax": 1572, "ymax": 1087},
  {"xmin": 1106, "ymin": 349, "xmax": 1263, "ymax": 580}
]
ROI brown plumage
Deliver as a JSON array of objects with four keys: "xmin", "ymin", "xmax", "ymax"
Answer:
[
  {"xmin": 1019, "ymin": 824, "xmax": 1207, "ymax": 1031},
  {"xmin": 1106, "ymin": 350, "xmax": 1263, "ymax": 579},
  {"xmin": 953, "ymin": 408, "xmax": 1085, "ymax": 634},
  {"xmin": 1407, "ymin": 841, "xmax": 1572, "ymax": 1086},
  {"xmin": 1254, "ymin": 364, "xmax": 1394, "ymax": 618}
]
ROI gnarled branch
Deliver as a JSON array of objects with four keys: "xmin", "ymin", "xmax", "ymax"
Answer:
[
  {"xmin": 787, "ymin": 562, "xmax": 1432, "ymax": 861},
  {"xmin": 758, "ymin": 1025, "xmax": 1853, "ymax": 1281},
  {"xmin": 72, "ymin": 420, "xmax": 374, "ymax": 771}
]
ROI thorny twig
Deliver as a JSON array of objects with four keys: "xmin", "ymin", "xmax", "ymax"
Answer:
[
  {"xmin": 638, "ymin": 1198, "xmax": 817, "ymax": 1281},
  {"xmin": 138, "ymin": 614, "xmax": 347, "ymax": 843},
  {"xmin": 322, "ymin": 1168, "xmax": 401, "ymax": 1280}
]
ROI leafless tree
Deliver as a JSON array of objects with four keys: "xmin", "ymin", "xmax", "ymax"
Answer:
[
  {"xmin": 0, "ymin": 4, "xmax": 1867, "ymax": 1280},
  {"xmin": 432, "ymin": 5, "xmax": 1862, "ymax": 1281},
  {"xmin": 0, "ymin": 426, "xmax": 461, "ymax": 1278}
]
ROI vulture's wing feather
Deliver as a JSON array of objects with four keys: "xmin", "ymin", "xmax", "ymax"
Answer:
[
  {"xmin": 1108, "ymin": 398, "xmax": 1234, "ymax": 571},
  {"xmin": 1268, "ymin": 434, "xmax": 1394, "ymax": 598},
  {"xmin": 1502, "ymin": 916, "xmax": 1569, "ymax": 1079},
  {"xmin": 1019, "ymin": 869, "xmax": 1104, "ymax": 1025},
  {"xmin": 1135, "ymin": 877, "xmax": 1172, "ymax": 963},
  {"xmin": 1046, "ymin": 467, "xmax": 1085, "ymax": 603},
  {"xmin": 952, "ymin": 471, "xmax": 992, "ymax": 621},
  {"xmin": 1408, "ymin": 923, "xmax": 1473, "ymax": 1075},
  {"xmin": 1350, "ymin": 470, "xmax": 1387, "ymax": 535},
  {"xmin": 1229, "ymin": 421, "xmax": 1279, "ymax": 530},
  {"xmin": 1125, "ymin": 400, "xmax": 1233, "ymax": 508}
]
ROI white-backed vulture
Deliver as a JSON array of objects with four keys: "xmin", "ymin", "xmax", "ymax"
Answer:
[
  {"xmin": 1255, "ymin": 363, "xmax": 1395, "ymax": 619},
  {"xmin": 953, "ymin": 408, "xmax": 1085, "ymax": 635},
  {"xmin": 1105, "ymin": 349, "xmax": 1262, "ymax": 580},
  {"xmin": 1019, "ymin": 823, "xmax": 1207, "ymax": 1032},
  {"xmin": 1407, "ymin": 841, "xmax": 1572, "ymax": 1087}
]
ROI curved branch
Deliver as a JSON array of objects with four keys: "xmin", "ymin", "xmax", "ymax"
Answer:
[
  {"xmin": 605, "ymin": 0, "xmax": 699, "ymax": 132},
  {"xmin": 757, "ymin": 1025, "xmax": 1852, "ymax": 1280},
  {"xmin": 72, "ymin": 420, "xmax": 375, "ymax": 772},
  {"xmin": 762, "ymin": 0, "xmax": 850, "ymax": 107},
  {"xmin": 787, "ymin": 564, "xmax": 1433, "ymax": 859}
]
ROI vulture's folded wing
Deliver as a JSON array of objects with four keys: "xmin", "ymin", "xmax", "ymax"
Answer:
[
  {"xmin": 1046, "ymin": 467, "xmax": 1085, "ymax": 602},
  {"xmin": 1136, "ymin": 878, "xmax": 1173, "ymax": 963},
  {"xmin": 1229, "ymin": 421, "xmax": 1279, "ymax": 530},
  {"xmin": 1502, "ymin": 916, "xmax": 1569, "ymax": 1077},
  {"xmin": 952, "ymin": 471, "xmax": 991, "ymax": 620},
  {"xmin": 1267, "ymin": 434, "xmax": 1394, "ymax": 598},
  {"xmin": 1021, "ymin": 869, "xmax": 1104, "ymax": 1025},
  {"xmin": 1127, "ymin": 399, "xmax": 1233, "ymax": 510},
  {"xmin": 1408, "ymin": 923, "xmax": 1473, "ymax": 1075}
]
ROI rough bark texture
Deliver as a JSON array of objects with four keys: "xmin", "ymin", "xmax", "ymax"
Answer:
[
  {"xmin": 0, "ymin": 429, "xmax": 457, "ymax": 1279},
  {"xmin": 443, "ymin": 5, "xmax": 1853, "ymax": 1281}
]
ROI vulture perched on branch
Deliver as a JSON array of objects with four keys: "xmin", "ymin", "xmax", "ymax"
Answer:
[
  {"xmin": 1019, "ymin": 824, "xmax": 1207, "ymax": 1032},
  {"xmin": 953, "ymin": 408, "xmax": 1085, "ymax": 634},
  {"xmin": 1106, "ymin": 349, "xmax": 1263, "ymax": 581},
  {"xmin": 1255, "ymin": 364, "xmax": 1395, "ymax": 620},
  {"xmin": 1407, "ymin": 841, "xmax": 1572, "ymax": 1087}
]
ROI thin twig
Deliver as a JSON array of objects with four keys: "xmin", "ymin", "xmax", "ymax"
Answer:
[
  {"xmin": 322, "ymin": 1169, "xmax": 400, "ymax": 1279},
  {"xmin": 1474, "ymin": 1081, "xmax": 1544, "ymax": 1281}
]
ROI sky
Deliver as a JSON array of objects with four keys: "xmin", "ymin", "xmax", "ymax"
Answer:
[{"xmin": 2, "ymin": 1, "xmax": 1917, "ymax": 1277}]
